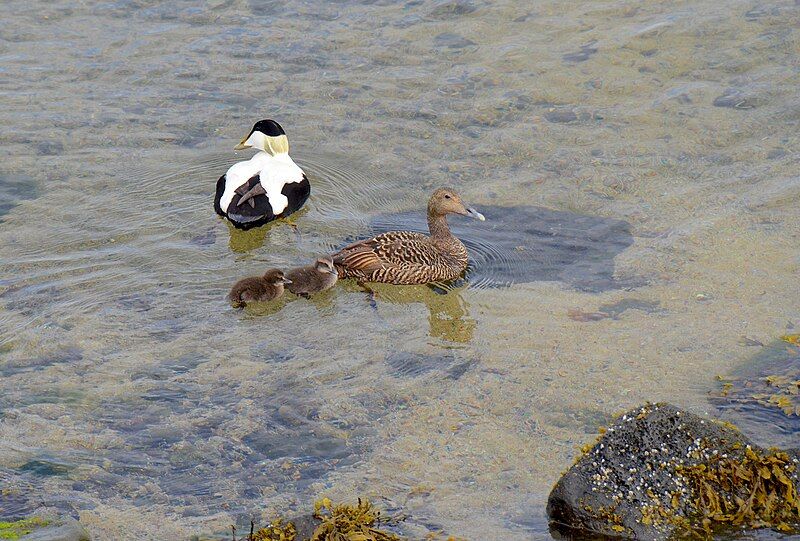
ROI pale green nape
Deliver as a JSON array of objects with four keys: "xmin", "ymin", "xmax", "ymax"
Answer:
[{"xmin": 264, "ymin": 134, "xmax": 289, "ymax": 155}]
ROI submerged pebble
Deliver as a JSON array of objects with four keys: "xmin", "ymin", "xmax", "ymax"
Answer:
[
  {"xmin": 385, "ymin": 351, "xmax": 475, "ymax": 379},
  {"xmin": 713, "ymin": 88, "xmax": 759, "ymax": 109},
  {"xmin": 563, "ymin": 42, "xmax": 598, "ymax": 62},
  {"xmin": 544, "ymin": 109, "xmax": 578, "ymax": 124},
  {"xmin": 434, "ymin": 32, "xmax": 477, "ymax": 49}
]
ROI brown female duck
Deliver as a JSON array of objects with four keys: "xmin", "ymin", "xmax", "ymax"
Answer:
[{"xmin": 332, "ymin": 188, "xmax": 485, "ymax": 285}]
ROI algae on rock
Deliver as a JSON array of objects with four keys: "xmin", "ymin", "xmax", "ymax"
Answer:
[
  {"xmin": 677, "ymin": 446, "xmax": 800, "ymax": 535},
  {"xmin": 547, "ymin": 403, "xmax": 800, "ymax": 540}
]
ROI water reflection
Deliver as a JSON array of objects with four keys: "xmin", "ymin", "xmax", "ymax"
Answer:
[
  {"xmin": 226, "ymin": 219, "xmax": 287, "ymax": 254},
  {"xmin": 342, "ymin": 281, "xmax": 476, "ymax": 343}
]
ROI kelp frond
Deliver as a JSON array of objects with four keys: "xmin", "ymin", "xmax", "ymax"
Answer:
[
  {"xmin": 247, "ymin": 499, "xmax": 401, "ymax": 541},
  {"xmin": 310, "ymin": 498, "xmax": 400, "ymax": 541},
  {"xmin": 677, "ymin": 446, "xmax": 800, "ymax": 536},
  {"xmin": 251, "ymin": 518, "xmax": 297, "ymax": 541}
]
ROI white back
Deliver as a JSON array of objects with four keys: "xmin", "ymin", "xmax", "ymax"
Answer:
[
  {"xmin": 219, "ymin": 152, "xmax": 271, "ymax": 211},
  {"xmin": 220, "ymin": 152, "xmax": 305, "ymax": 215},
  {"xmin": 257, "ymin": 154, "xmax": 305, "ymax": 215}
]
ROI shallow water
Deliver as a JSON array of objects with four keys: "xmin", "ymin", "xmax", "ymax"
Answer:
[{"xmin": 1, "ymin": 0, "xmax": 799, "ymax": 539}]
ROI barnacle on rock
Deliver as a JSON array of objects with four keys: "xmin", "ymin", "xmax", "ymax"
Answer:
[{"xmin": 548, "ymin": 403, "xmax": 800, "ymax": 540}]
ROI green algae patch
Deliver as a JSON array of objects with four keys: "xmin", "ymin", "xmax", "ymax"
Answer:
[
  {"xmin": 249, "ymin": 499, "xmax": 401, "ymax": 541},
  {"xmin": 0, "ymin": 517, "xmax": 49, "ymax": 539},
  {"xmin": 676, "ymin": 446, "xmax": 800, "ymax": 536}
]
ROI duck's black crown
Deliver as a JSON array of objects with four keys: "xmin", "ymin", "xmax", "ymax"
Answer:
[{"xmin": 251, "ymin": 119, "xmax": 285, "ymax": 137}]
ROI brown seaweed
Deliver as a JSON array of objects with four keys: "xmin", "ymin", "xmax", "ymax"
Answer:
[
  {"xmin": 247, "ymin": 499, "xmax": 401, "ymax": 541},
  {"xmin": 677, "ymin": 445, "xmax": 800, "ymax": 536}
]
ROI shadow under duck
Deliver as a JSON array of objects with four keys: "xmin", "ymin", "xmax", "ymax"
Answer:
[{"xmin": 332, "ymin": 188, "xmax": 485, "ymax": 285}]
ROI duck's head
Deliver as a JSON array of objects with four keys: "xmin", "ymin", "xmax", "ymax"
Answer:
[
  {"xmin": 235, "ymin": 119, "xmax": 289, "ymax": 155},
  {"xmin": 428, "ymin": 188, "xmax": 485, "ymax": 221},
  {"xmin": 314, "ymin": 256, "xmax": 338, "ymax": 275},
  {"xmin": 263, "ymin": 268, "xmax": 292, "ymax": 285}
]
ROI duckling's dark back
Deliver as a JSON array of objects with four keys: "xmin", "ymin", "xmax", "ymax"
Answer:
[{"xmin": 229, "ymin": 276, "xmax": 283, "ymax": 306}]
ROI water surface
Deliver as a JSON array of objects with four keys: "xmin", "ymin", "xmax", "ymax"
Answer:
[{"xmin": 1, "ymin": 0, "xmax": 799, "ymax": 539}]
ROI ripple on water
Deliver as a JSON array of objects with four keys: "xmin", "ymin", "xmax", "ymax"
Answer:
[
  {"xmin": 371, "ymin": 205, "xmax": 636, "ymax": 290},
  {"xmin": 385, "ymin": 351, "xmax": 475, "ymax": 380},
  {"xmin": 125, "ymin": 150, "xmax": 398, "ymax": 255},
  {"xmin": 0, "ymin": 468, "xmax": 39, "ymax": 519},
  {"xmin": 61, "ymin": 366, "xmax": 383, "ymax": 519}
]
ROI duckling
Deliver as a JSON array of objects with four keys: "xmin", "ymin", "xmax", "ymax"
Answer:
[
  {"xmin": 332, "ymin": 188, "xmax": 485, "ymax": 285},
  {"xmin": 286, "ymin": 256, "xmax": 339, "ymax": 298},
  {"xmin": 214, "ymin": 119, "xmax": 310, "ymax": 230},
  {"xmin": 228, "ymin": 268, "xmax": 292, "ymax": 307}
]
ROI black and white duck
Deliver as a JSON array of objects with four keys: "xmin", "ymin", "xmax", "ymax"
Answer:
[{"xmin": 214, "ymin": 119, "xmax": 310, "ymax": 230}]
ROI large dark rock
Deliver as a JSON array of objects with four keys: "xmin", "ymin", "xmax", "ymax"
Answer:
[{"xmin": 547, "ymin": 403, "xmax": 800, "ymax": 539}]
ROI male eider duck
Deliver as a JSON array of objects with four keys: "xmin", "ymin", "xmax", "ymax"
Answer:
[
  {"xmin": 228, "ymin": 268, "xmax": 291, "ymax": 307},
  {"xmin": 214, "ymin": 119, "xmax": 310, "ymax": 230},
  {"xmin": 286, "ymin": 256, "xmax": 338, "ymax": 298},
  {"xmin": 332, "ymin": 188, "xmax": 485, "ymax": 285}
]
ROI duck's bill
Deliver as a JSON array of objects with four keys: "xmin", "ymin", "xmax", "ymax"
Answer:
[
  {"xmin": 282, "ymin": 278, "xmax": 293, "ymax": 284},
  {"xmin": 466, "ymin": 207, "xmax": 486, "ymax": 221},
  {"xmin": 234, "ymin": 136, "xmax": 252, "ymax": 150}
]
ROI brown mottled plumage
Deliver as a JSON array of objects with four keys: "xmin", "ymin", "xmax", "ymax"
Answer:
[
  {"xmin": 286, "ymin": 256, "xmax": 339, "ymax": 297},
  {"xmin": 228, "ymin": 268, "xmax": 291, "ymax": 307},
  {"xmin": 332, "ymin": 188, "xmax": 485, "ymax": 285}
]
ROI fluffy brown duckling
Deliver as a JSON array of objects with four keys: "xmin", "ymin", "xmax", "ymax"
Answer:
[
  {"xmin": 228, "ymin": 268, "xmax": 291, "ymax": 307},
  {"xmin": 332, "ymin": 188, "xmax": 485, "ymax": 285},
  {"xmin": 286, "ymin": 256, "xmax": 338, "ymax": 298}
]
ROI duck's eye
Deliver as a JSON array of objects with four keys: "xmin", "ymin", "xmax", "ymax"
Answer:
[{"xmin": 444, "ymin": 194, "xmax": 451, "ymax": 199}]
